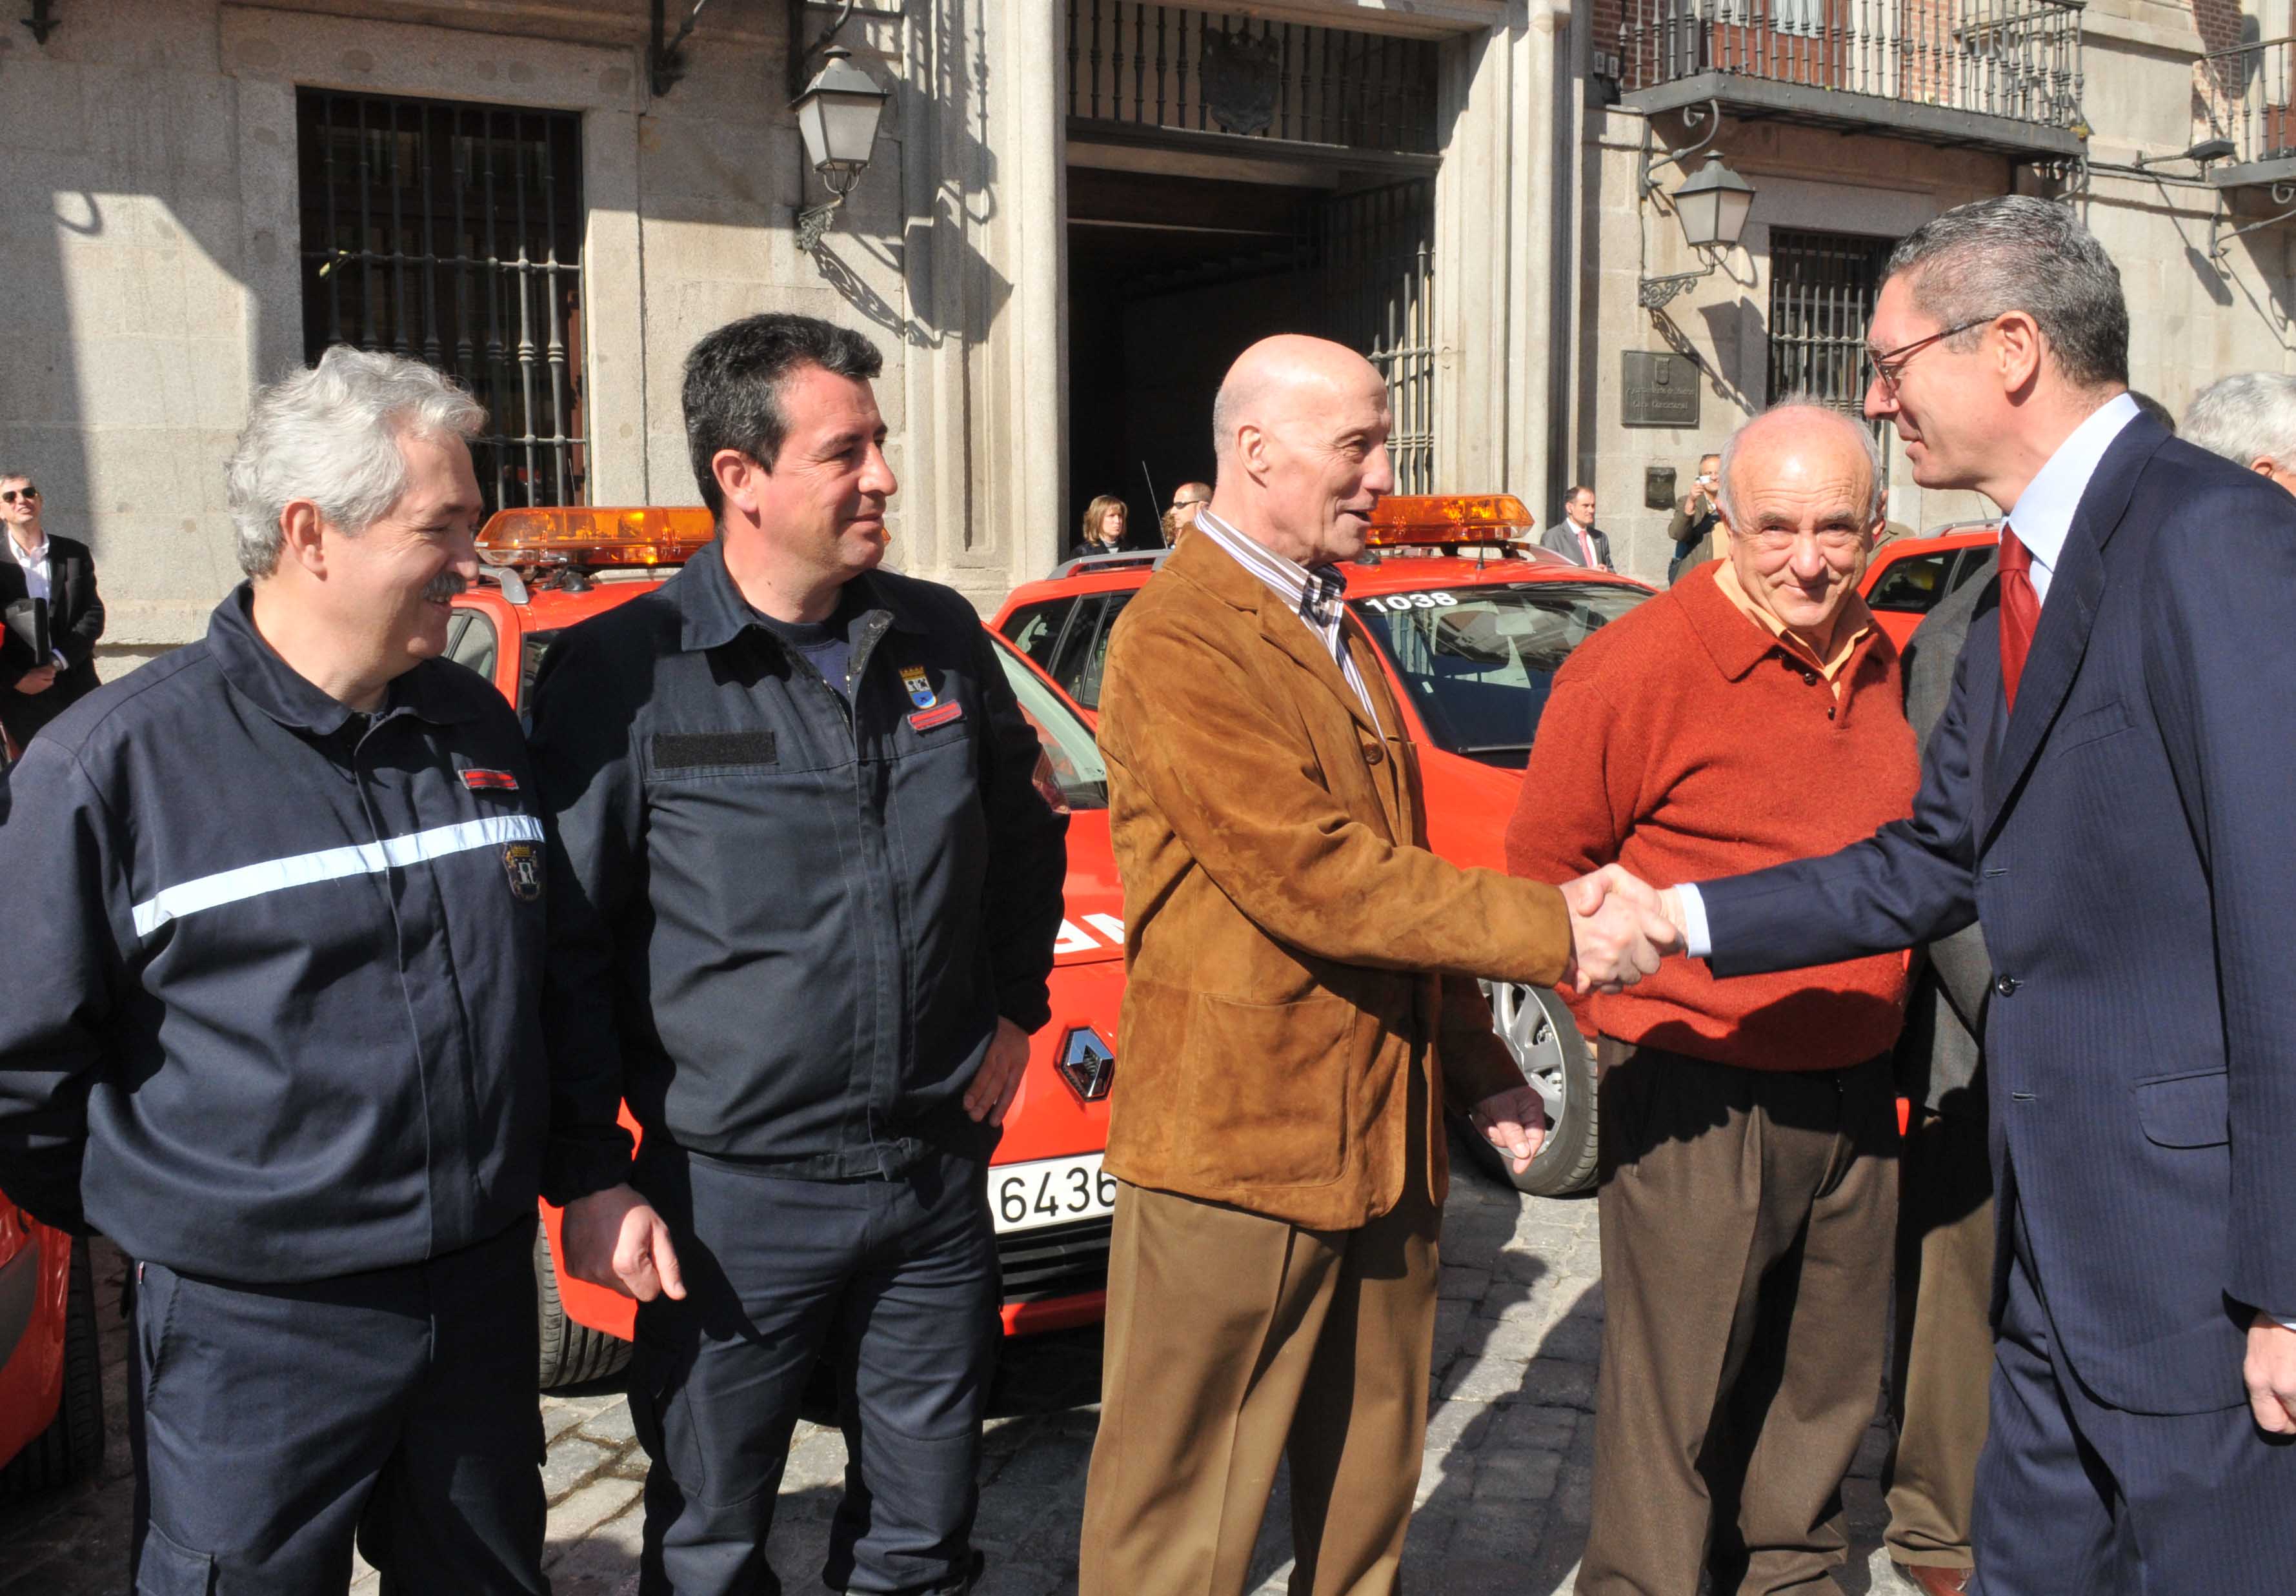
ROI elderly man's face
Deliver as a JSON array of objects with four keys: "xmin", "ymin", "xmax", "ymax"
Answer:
[
  {"xmin": 752, "ymin": 363, "xmax": 897, "ymax": 580},
  {"xmin": 325, "ymin": 432, "xmax": 483, "ymax": 672},
  {"xmin": 1260, "ymin": 366, "xmax": 1396, "ymax": 565},
  {"xmin": 1722, "ymin": 415, "xmax": 1882, "ymax": 641}
]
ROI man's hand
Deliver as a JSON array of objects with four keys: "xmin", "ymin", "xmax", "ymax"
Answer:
[
  {"xmin": 2245, "ymin": 1312, "xmax": 2296, "ymax": 1435},
  {"xmin": 11, "ymin": 665, "xmax": 55, "ymax": 694},
  {"xmin": 1469, "ymin": 1084, "xmax": 1548, "ymax": 1176},
  {"xmin": 1561, "ymin": 865, "xmax": 1685, "ymax": 995},
  {"xmin": 560, "ymin": 1182, "xmax": 686, "ymax": 1302},
  {"xmin": 963, "ymin": 1017, "xmax": 1031, "ymax": 1126}
]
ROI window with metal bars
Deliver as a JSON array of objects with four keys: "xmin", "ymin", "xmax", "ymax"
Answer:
[
  {"xmin": 297, "ymin": 90, "xmax": 587, "ymax": 514},
  {"xmin": 1766, "ymin": 228, "xmax": 1895, "ymax": 420}
]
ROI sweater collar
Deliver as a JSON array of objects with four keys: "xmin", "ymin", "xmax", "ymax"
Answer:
[{"xmin": 1678, "ymin": 560, "xmax": 1882, "ymax": 685}]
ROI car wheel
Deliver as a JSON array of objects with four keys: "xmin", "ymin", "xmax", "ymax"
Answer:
[
  {"xmin": 1464, "ymin": 982, "xmax": 1600, "ymax": 1198},
  {"xmin": 535, "ymin": 1226, "xmax": 632, "ymax": 1391},
  {"xmin": 0, "ymin": 1236, "xmax": 105, "ymax": 1496}
]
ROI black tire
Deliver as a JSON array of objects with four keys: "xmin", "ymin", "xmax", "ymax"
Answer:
[
  {"xmin": 1459, "ymin": 982, "xmax": 1600, "ymax": 1198},
  {"xmin": 535, "ymin": 1226, "xmax": 633, "ymax": 1390},
  {"xmin": 0, "ymin": 1235, "xmax": 105, "ymax": 1497}
]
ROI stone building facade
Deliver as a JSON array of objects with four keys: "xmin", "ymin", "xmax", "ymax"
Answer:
[{"xmin": 2, "ymin": 0, "xmax": 2290, "ymax": 674}]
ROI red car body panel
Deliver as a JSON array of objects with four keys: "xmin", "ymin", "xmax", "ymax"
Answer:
[
  {"xmin": 0, "ymin": 1205, "xmax": 71, "ymax": 1471},
  {"xmin": 451, "ymin": 556, "xmax": 1129, "ymax": 1342},
  {"xmin": 1858, "ymin": 524, "xmax": 2002, "ymax": 649}
]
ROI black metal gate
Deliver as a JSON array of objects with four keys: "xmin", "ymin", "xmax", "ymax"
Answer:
[
  {"xmin": 297, "ymin": 90, "xmax": 587, "ymax": 513},
  {"xmin": 1766, "ymin": 228, "xmax": 1895, "ymax": 418},
  {"xmin": 1321, "ymin": 180, "xmax": 1436, "ymax": 494}
]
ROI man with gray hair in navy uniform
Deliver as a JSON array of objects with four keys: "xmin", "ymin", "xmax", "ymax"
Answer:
[{"xmin": 0, "ymin": 347, "xmax": 572, "ymax": 1595}]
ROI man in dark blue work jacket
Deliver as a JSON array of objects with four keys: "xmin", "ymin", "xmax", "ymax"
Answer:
[
  {"xmin": 0, "ymin": 348, "xmax": 559, "ymax": 1595},
  {"xmin": 532, "ymin": 313, "xmax": 1069, "ymax": 1596}
]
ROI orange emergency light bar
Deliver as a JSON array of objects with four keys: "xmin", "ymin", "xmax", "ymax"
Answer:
[
  {"xmin": 477, "ymin": 505, "xmax": 716, "ymax": 569},
  {"xmin": 1365, "ymin": 494, "xmax": 1536, "ymax": 547}
]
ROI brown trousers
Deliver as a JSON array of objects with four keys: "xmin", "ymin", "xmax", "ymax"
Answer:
[
  {"xmin": 1882, "ymin": 1107, "xmax": 1995, "ymax": 1571},
  {"xmin": 1579, "ymin": 1044, "xmax": 1898, "ymax": 1596},
  {"xmin": 1077, "ymin": 1167, "xmax": 1440, "ymax": 1596}
]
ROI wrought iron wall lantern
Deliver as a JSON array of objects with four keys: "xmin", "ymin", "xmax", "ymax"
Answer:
[
  {"xmin": 792, "ymin": 37, "xmax": 890, "ymax": 252},
  {"xmin": 1636, "ymin": 104, "xmax": 1757, "ymax": 311}
]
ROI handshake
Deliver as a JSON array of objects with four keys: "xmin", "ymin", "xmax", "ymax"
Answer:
[{"xmin": 1559, "ymin": 865, "xmax": 1687, "ymax": 996}]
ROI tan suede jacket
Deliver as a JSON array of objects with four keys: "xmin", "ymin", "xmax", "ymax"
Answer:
[{"xmin": 1096, "ymin": 530, "xmax": 1576, "ymax": 1229}]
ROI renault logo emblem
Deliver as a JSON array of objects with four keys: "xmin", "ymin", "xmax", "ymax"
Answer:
[{"xmin": 1057, "ymin": 1027, "xmax": 1116, "ymax": 1102}]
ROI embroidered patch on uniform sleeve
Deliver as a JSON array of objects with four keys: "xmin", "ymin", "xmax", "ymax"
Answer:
[
  {"xmin": 908, "ymin": 702, "xmax": 964, "ymax": 731},
  {"xmin": 461, "ymin": 768, "xmax": 520, "ymax": 791},
  {"xmin": 651, "ymin": 731, "xmax": 777, "ymax": 770}
]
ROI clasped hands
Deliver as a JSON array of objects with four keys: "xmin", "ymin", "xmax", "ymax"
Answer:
[{"xmin": 1560, "ymin": 865, "xmax": 1687, "ymax": 996}]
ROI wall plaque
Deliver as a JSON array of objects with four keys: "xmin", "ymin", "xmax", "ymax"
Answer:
[{"xmin": 1621, "ymin": 351, "xmax": 1701, "ymax": 429}]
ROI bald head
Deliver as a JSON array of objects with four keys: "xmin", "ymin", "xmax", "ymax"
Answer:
[
  {"xmin": 1717, "ymin": 400, "xmax": 1887, "ymax": 651},
  {"xmin": 1207, "ymin": 336, "xmax": 1395, "ymax": 567}
]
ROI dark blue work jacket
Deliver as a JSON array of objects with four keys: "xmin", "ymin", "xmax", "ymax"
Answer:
[
  {"xmin": 0, "ymin": 588, "xmax": 550, "ymax": 1283},
  {"xmin": 530, "ymin": 541, "xmax": 1067, "ymax": 1196}
]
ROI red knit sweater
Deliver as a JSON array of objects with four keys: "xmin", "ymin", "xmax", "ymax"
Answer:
[{"xmin": 1505, "ymin": 564, "xmax": 1920, "ymax": 1071}]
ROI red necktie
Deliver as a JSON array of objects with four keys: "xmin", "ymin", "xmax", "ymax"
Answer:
[{"xmin": 1996, "ymin": 525, "xmax": 2040, "ymax": 713}]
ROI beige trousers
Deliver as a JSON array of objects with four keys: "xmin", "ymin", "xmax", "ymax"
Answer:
[{"xmin": 1077, "ymin": 1169, "xmax": 1441, "ymax": 1596}]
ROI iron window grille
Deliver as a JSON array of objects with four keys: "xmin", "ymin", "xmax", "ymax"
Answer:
[
  {"xmin": 1065, "ymin": 1, "xmax": 1440, "ymax": 155},
  {"xmin": 297, "ymin": 89, "xmax": 587, "ymax": 514},
  {"xmin": 1767, "ymin": 228, "xmax": 1895, "ymax": 423}
]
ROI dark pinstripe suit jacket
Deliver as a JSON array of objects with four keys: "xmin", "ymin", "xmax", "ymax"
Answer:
[{"xmin": 1699, "ymin": 415, "xmax": 2296, "ymax": 1417}]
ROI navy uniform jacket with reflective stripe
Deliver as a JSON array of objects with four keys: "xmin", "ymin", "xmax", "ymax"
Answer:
[
  {"xmin": 0, "ymin": 587, "xmax": 551, "ymax": 1284},
  {"xmin": 530, "ymin": 541, "xmax": 1068, "ymax": 1196},
  {"xmin": 1697, "ymin": 418, "xmax": 2296, "ymax": 1417}
]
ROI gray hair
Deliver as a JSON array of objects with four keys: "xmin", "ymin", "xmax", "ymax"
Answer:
[
  {"xmin": 225, "ymin": 345, "xmax": 485, "ymax": 578},
  {"xmin": 1716, "ymin": 398, "xmax": 1886, "ymax": 529},
  {"xmin": 2181, "ymin": 372, "xmax": 2296, "ymax": 470},
  {"xmin": 1885, "ymin": 196, "xmax": 2128, "ymax": 391}
]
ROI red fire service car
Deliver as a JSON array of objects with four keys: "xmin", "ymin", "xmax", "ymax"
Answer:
[
  {"xmin": 0, "ymin": 1202, "xmax": 102, "ymax": 1496},
  {"xmin": 448, "ymin": 508, "xmax": 1128, "ymax": 1387},
  {"xmin": 993, "ymin": 495, "xmax": 1656, "ymax": 1201},
  {"xmin": 1859, "ymin": 520, "xmax": 2002, "ymax": 649}
]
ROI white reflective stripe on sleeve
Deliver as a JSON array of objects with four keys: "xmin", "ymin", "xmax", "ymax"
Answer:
[{"xmin": 130, "ymin": 814, "xmax": 545, "ymax": 939}]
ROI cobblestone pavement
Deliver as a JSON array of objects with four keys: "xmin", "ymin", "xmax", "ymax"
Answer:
[{"xmin": 1, "ymin": 1142, "xmax": 1918, "ymax": 1593}]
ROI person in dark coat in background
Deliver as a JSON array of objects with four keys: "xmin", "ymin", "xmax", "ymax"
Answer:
[
  {"xmin": 1882, "ymin": 549, "xmax": 1999, "ymax": 1596},
  {"xmin": 1, "ymin": 472, "xmax": 104, "ymax": 759}
]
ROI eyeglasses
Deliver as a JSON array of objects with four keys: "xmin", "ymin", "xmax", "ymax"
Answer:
[
  {"xmin": 1867, "ymin": 317, "xmax": 1993, "ymax": 396},
  {"xmin": 0, "ymin": 487, "xmax": 37, "ymax": 503},
  {"xmin": 1733, "ymin": 526, "xmax": 1873, "ymax": 554}
]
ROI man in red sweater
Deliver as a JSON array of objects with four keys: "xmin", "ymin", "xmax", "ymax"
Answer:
[{"xmin": 1507, "ymin": 401, "xmax": 1920, "ymax": 1595}]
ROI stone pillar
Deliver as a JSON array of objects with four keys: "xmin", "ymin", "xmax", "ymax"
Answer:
[{"xmin": 1434, "ymin": 1, "xmax": 1576, "ymax": 523}]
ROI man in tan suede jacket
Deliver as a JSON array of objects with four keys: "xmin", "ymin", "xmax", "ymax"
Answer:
[{"xmin": 1076, "ymin": 336, "xmax": 1682, "ymax": 1596}]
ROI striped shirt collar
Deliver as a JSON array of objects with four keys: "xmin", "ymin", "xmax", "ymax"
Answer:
[
  {"xmin": 1194, "ymin": 508, "xmax": 1342, "ymax": 646},
  {"xmin": 1193, "ymin": 507, "xmax": 1382, "ymax": 732}
]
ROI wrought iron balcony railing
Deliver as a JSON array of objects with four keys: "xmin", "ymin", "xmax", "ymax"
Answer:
[
  {"xmin": 1617, "ymin": 0, "xmax": 2086, "ymax": 154},
  {"xmin": 2197, "ymin": 38, "xmax": 2296, "ymax": 174}
]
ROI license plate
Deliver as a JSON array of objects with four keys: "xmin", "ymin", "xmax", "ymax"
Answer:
[{"xmin": 991, "ymin": 1151, "xmax": 1117, "ymax": 1235}]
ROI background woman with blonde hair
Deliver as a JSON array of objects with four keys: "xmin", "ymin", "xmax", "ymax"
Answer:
[{"xmin": 1071, "ymin": 494, "xmax": 1131, "ymax": 560}]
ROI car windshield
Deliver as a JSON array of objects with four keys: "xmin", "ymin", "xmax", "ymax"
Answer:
[
  {"xmin": 992, "ymin": 640, "xmax": 1109, "ymax": 812},
  {"xmin": 1353, "ymin": 581, "xmax": 1649, "ymax": 769}
]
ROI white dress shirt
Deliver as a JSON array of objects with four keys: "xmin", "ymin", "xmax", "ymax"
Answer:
[
  {"xmin": 6, "ymin": 529, "xmax": 66, "ymax": 667},
  {"xmin": 1677, "ymin": 390, "xmax": 2142, "ymax": 958},
  {"xmin": 1192, "ymin": 508, "xmax": 1383, "ymax": 736}
]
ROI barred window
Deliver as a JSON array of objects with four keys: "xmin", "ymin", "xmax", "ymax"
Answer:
[
  {"xmin": 1767, "ymin": 228, "xmax": 1895, "ymax": 422},
  {"xmin": 297, "ymin": 90, "xmax": 587, "ymax": 513}
]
